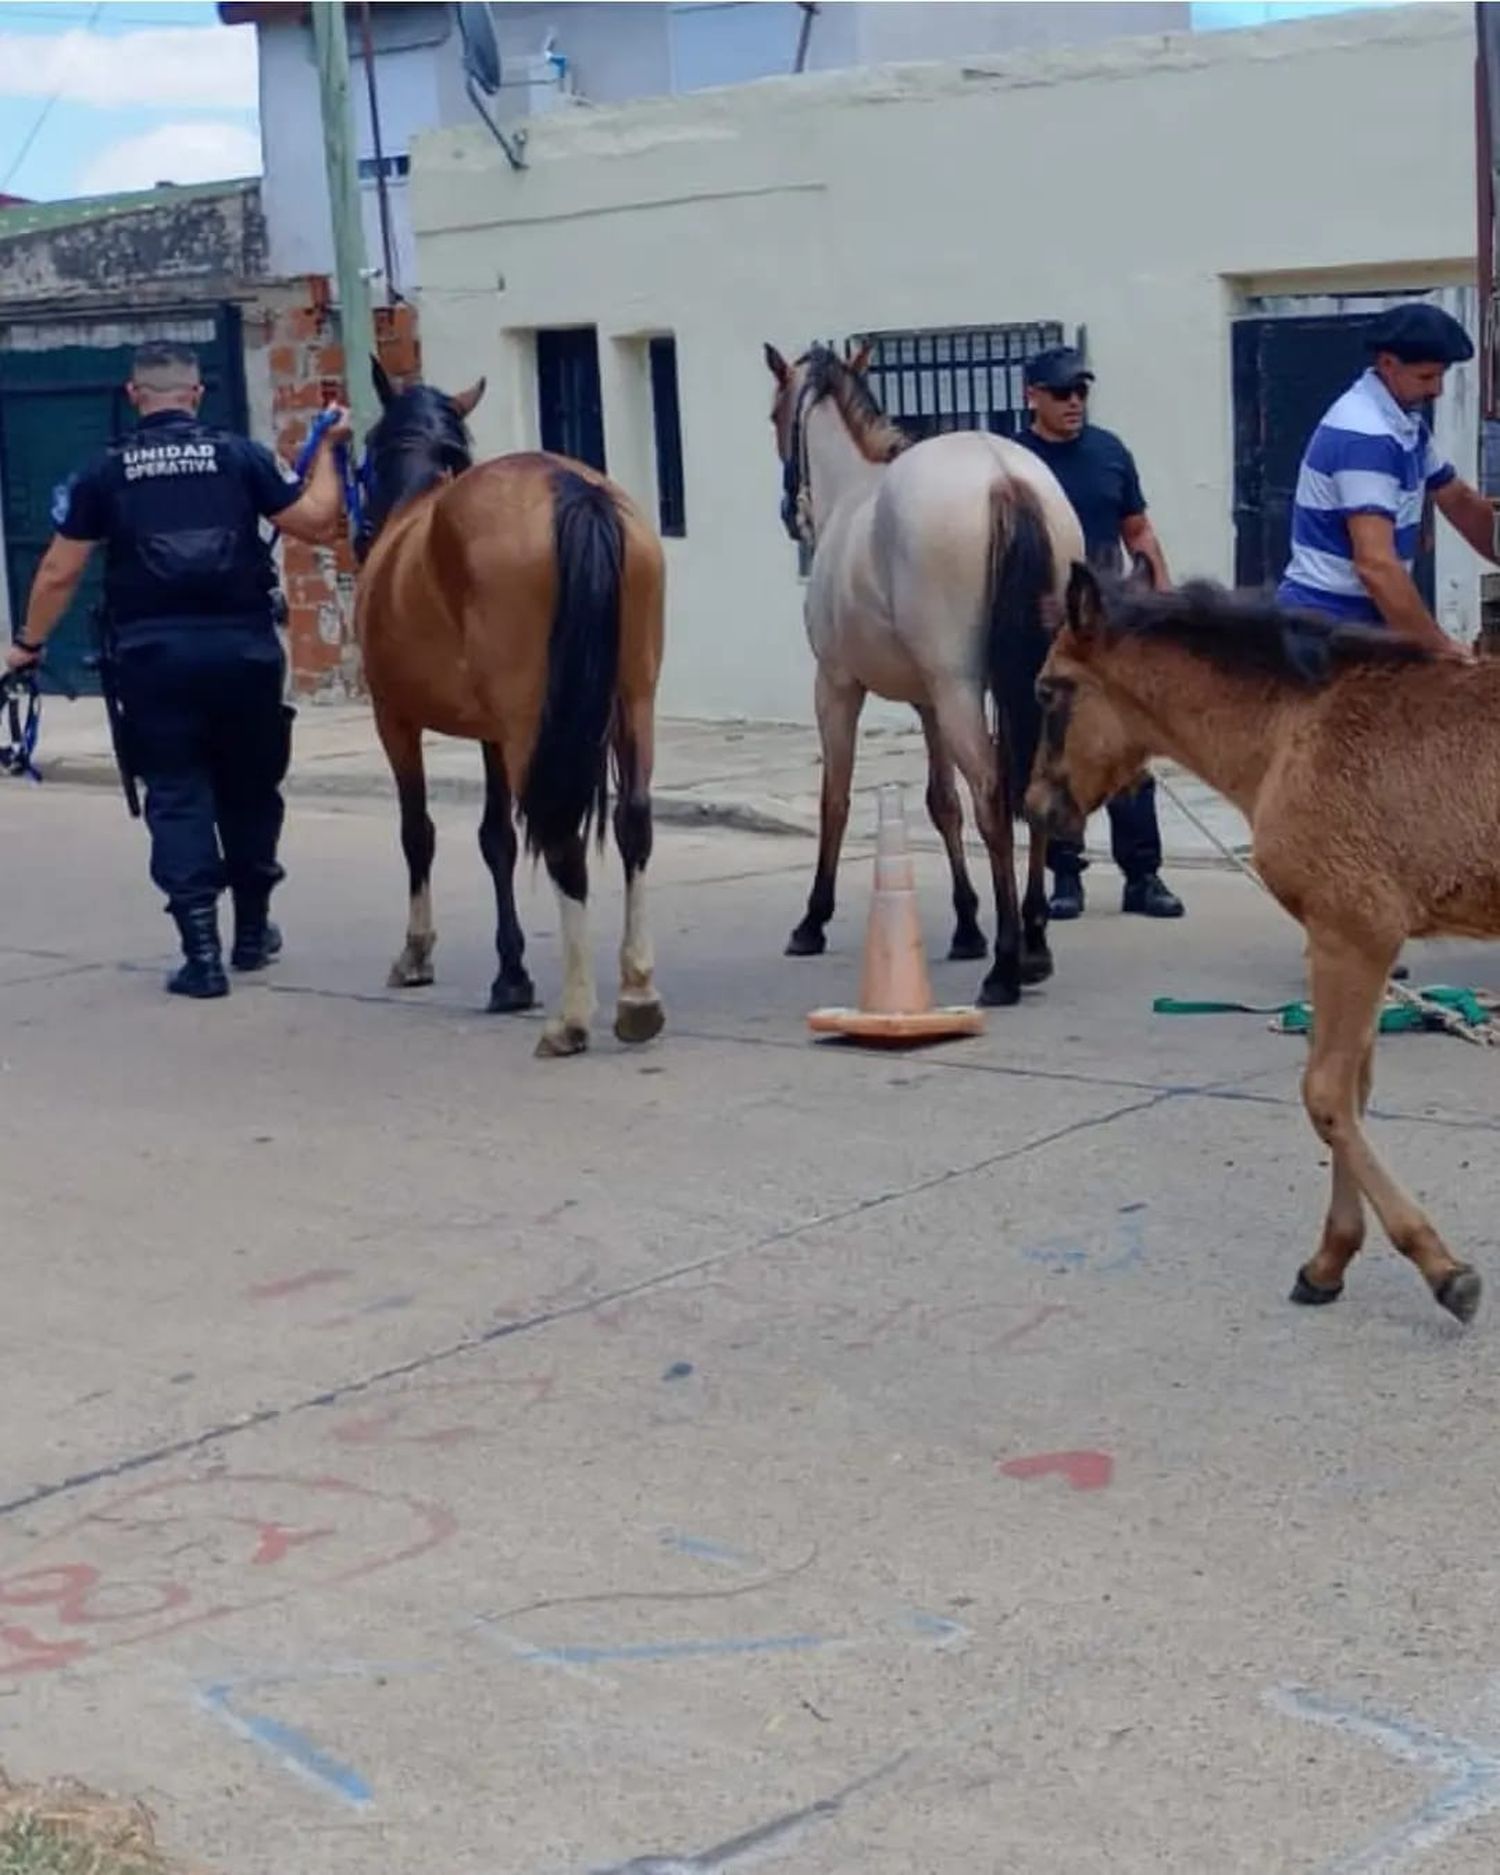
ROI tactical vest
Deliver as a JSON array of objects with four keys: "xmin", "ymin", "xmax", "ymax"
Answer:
[{"xmin": 99, "ymin": 415, "xmax": 277, "ymax": 628}]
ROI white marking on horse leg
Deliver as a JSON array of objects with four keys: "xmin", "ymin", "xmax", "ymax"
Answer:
[
  {"xmin": 389, "ymin": 884, "xmax": 436, "ymax": 987},
  {"xmin": 537, "ymin": 888, "xmax": 595, "ymax": 1058},
  {"xmin": 615, "ymin": 867, "xmax": 665, "ymax": 1044}
]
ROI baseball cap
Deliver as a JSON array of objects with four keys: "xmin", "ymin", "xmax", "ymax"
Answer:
[{"xmin": 1025, "ymin": 347, "xmax": 1095, "ymax": 392}]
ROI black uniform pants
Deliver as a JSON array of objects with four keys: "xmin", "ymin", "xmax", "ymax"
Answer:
[
  {"xmin": 115, "ymin": 626, "xmax": 291, "ymax": 912},
  {"xmin": 1047, "ymin": 774, "xmax": 1163, "ymax": 883}
]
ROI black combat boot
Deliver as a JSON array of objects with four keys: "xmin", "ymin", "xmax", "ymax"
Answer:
[
  {"xmin": 1049, "ymin": 872, "xmax": 1086, "ymax": 921},
  {"xmin": 230, "ymin": 893, "xmax": 283, "ymax": 972},
  {"xmin": 1122, "ymin": 873, "xmax": 1185, "ymax": 919},
  {"xmin": 168, "ymin": 901, "xmax": 230, "ymax": 999}
]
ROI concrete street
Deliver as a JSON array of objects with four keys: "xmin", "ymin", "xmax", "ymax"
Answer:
[{"xmin": 3, "ymin": 772, "xmax": 1500, "ymax": 1875}]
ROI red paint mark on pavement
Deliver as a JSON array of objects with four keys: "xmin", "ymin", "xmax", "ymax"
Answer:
[
  {"xmin": 993, "ymin": 1304, "xmax": 1075, "ymax": 1351},
  {"xmin": 230, "ymin": 1520, "xmax": 338, "ymax": 1566},
  {"xmin": 327, "ymin": 1374, "xmax": 555, "ymax": 1448},
  {"xmin": 999, "ymin": 1451, "xmax": 1114, "ymax": 1492},
  {"xmin": 0, "ymin": 1471, "xmax": 457, "ymax": 1682},
  {"xmin": 247, "ymin": 1270, "xmax": 350, "ymax": 1303}
]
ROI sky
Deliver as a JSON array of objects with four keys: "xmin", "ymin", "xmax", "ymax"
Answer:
[
  {"xmin": 0, "ymin": 0, "xmax": 259, "ymax": 202},
  {"xmin": 0, "ymin": 0, "xmax": 1418, "ymax": 206}
]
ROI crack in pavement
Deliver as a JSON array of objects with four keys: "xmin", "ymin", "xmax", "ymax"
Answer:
[{"xmin": 0, "ymin": 1088, "xmax": 1167, "ymax": 1526}]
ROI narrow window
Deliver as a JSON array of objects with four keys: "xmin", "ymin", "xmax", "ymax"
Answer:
[
  {"xmin": 536, "ymin": 326, "xmax": 606, "ymax": 471},
  {"xmin": 648, "ymin": 335, "xmax": 686, "ymax": 537}
]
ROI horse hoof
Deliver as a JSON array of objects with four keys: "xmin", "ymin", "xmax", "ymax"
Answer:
[
  {"xmin": 535, "ymin": 1021, "xmax": 590, "ymax": 1060},
  {"xmin": 785, "ymin": 925, "xmax": 827, "ymax": 958},
  {"xmin": 948, "ymin": 929, "xmax": 989, "ymax": 963},
  {"xmin": 1020, "ymin": 950, "xmax": 1054, "ymax": 986},
  {"xmin": 615, "ymin": 996, "xmax": 666, "ymax": 1046},
  {"xmin": 388, "ymin": 959, "xmax": 435, "ymax": 989},
  {"xmin": 1289, "ymin": 1266, "xmax": 1344, "ymax": 1307},
  {"xmin": 977, "ymin": 974, "xmax": 1021, "ymax": 1008},
  {"xmin": 487, "ymin": 973, "xmax": 536, "ymax": 1014},
  {"xmin": 1435, "ymin": 1266, "xmax": 1482, "ymax": 1325}
]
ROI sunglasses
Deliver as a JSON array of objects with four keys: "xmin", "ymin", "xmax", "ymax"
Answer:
[{"xmin": 1043, "ymin": 383, "xmax": 1090, "ymax": 403}]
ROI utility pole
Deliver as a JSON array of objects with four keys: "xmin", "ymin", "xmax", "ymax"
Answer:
[{"xmin": 311, "ymin": 0, "xmax": 380, "ymax": 442}]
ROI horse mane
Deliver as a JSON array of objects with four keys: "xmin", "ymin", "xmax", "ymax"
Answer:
[
  {"xmin": 1103, "ymin": 578, "xmax": 1439, "ymax": 689},
  {"xmin": 364, "ymin": 384, "xmax": 475, "ymax": 527},
  {"xmin": 804, "ymin": 346, "xmax": 911, "ymax": 464}
]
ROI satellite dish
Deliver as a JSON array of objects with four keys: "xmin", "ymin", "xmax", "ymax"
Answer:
[
  {"xmin": 455, "ymin": 1, "xmax": 526, "ymax": 169},
  {"xmin": 456, "ymin": 1, "xmax": 501, "ymax": 95}
]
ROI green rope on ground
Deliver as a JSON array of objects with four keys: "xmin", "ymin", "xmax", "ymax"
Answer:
[{"xmin": 1154, "ymin": 986, "xmax": 1495, "ymax": 1036}]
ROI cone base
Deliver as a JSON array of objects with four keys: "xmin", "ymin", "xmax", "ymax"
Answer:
[{"xmin": 807, "ymin": 1005, "xmax": 986, "ymax": 1046}]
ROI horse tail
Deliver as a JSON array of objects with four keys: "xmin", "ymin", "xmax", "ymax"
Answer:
[
  {"xmin": 985, "ymin": 477, "xmax": 1055, "ymax": 818},
  {"xmin": 519, "ymin": 468, "xmax": 624, "ymax": 856}
]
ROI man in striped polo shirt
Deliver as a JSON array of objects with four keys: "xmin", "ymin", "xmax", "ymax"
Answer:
[{"xmin": 1278, "ymin": 303, "xmax": 1497, "ymax": 650}]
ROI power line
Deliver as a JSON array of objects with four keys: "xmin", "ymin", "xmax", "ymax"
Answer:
[{"xmin": 0, "ymin": 0, "xmax": 104, "ymax": 192}]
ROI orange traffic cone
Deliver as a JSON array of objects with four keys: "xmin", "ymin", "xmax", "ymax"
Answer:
[{"xmin": 808, "ymin": 784, "xmax": 986, "ymax": 1045}]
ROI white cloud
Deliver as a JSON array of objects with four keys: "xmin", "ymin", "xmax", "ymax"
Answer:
[
  {"xmin": 0, "ymin": 25, "xmax": 258, "ymax": 111},
  {"xmin": 76, "ymin": 121, "xmax": 262, "ymax": 196}
]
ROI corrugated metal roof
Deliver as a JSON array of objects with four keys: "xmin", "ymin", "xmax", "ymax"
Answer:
[{"xmin": 0, "ymin": 180, "xmax": 255, "ymax": 245}]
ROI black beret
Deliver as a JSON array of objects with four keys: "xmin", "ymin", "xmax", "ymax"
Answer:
[{"xmin": 1365, "ymin": 303, "xmax": 1474, "ymax": 365}]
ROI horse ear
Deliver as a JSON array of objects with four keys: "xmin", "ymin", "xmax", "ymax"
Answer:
[
  {"xmin": 450, "ymin": 377, "xmax": 487, "ymax": 419},
  {"xmin": 1127, "ymin": 550, "xmax": 1157, "ymax": 591},
  {"xmin": 846, "ymin": 341, "xmax": 872, "ymax": 376},
  {"xmin": 371, "ymin": 357, "xmax": 396, "ymax": 407},
  {"xmin": 1065, "ymin": 561, "xmax": 1105, "ymax": 641},
  {"xmin": 764, "ymin": 343, "xmax": 791, "ymax": 386}
]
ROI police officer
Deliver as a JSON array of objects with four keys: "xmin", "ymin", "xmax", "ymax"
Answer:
[
  {"xmin": 3, "ymin": 342, "xmax": 348, "ymax": 997},
  {"xmin": 1015, "ymin": 346, "xmax": 1185, "ymax": 923}
]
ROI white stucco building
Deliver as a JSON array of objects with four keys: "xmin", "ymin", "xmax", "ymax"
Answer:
[
  {"xmin": 409, "ymin": 3, "xmax": 1483, "ymax": 724},
  {"xmin": 223, "ymin": 1, "xmax": 1187, "ymax": 293}
]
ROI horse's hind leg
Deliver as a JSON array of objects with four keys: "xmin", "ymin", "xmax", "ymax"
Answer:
[
  {"xmin": 613, "ymin": 698, "xmax": 665, "ymax": 1045},
  {"xmin": 535, "ymin": 833, "xmax": 597, "ymax": 1059},
  {"xmin": 479, "ymin": 743, "xmax": 535, "ymax": 1014},
  {"xmin": 788, "ymin": 669, "xmax": 864, "ymax": 956},
  {"xmin": 931, "ymin": 679, "xmax": 1030, "ymax": 1006},
  {"xmin": 918, "ymin": 705, "xmax": 986, "ymax": 962},
  {"xmin": 1298, "ymin": 926, "xmax": 1479, "ymax": 1322},
  {"xmin": 377, "ymin": 711, "xmax": 437, "ymax": 988}
]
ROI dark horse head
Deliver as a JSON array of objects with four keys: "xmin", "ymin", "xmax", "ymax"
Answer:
[{"xmin": 358, "ymin": 359, "xmax": 486, "ymax": 560}]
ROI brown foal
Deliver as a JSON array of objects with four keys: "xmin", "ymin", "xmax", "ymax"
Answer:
[{"xmin": 1028, "ymin": 561, "xmax": 1493, "ymax": 1324}]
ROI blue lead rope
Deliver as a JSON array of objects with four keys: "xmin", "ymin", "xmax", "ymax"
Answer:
[
  {"xmin": 289, "ymin": 406, "xmax": 367, "ymax": 544},
  {"xmin": 0, "ymin": 668, "xmax": 42, "ymax": 784}
]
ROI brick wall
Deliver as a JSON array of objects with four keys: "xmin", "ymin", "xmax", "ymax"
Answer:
[{"xmin": 264, "ymin": 279, "xmax": 420, "ymax": 696}]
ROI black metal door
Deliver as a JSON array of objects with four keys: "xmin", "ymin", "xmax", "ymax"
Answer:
[
  {"xmin": 536, "ymin": 328, "xmax": 606, "ymax": 473},
  {"xmin": 1232, "ymin": 313, "xmax": 1436, "ymax": 604},
  {"xmin": 0, "ymin": 307, "xmax": 248, "ymax": 696}
]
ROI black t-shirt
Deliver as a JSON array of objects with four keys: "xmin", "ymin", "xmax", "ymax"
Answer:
[
  {"xmin": 1014, "ymin": 423, "xmax": 1146, "ymax": 566},
  {"xmin": 57, "ymin": 410, "xmax": 301, "ymax": 629}
]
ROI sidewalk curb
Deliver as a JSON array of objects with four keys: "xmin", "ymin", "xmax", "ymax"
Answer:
[
  {"xmin": 32, "ymin": 755, "xmax": 1254, "ymax": 871},
  {"xmin": 35, "ymin": 754, "xmax": 812, "ymax": 841}
]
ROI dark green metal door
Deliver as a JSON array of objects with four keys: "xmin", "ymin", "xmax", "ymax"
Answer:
[{"xmin": 0, "ymin": 309, "xmax": 248, "ymax": 696}]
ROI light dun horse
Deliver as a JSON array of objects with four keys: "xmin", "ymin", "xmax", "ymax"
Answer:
[
  {"xmin": 355, "ymin": 364, "xmax": 666, "ymax": 1058},
  {"xmin": 765, "ymin": 343, "xmax": 1084, "ymax": 1004},
  {"xmin": 1028, "ymin": 561, "xmax": 1489, "ymax": 1324}
]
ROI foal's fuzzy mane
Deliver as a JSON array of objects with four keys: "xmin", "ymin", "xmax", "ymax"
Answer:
[
  {"xmin": 803, "ymin": 346, "xmax": 911, "ymax": 465},
  {"xmin": 1104, "ymin": 579, "xmax": 1439, "ymax": 688}
]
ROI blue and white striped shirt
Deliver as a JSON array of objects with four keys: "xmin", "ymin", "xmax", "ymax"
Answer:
[{"xmin": 1277, "ymin": 368, "xmax": 1454, "ymax": 623}]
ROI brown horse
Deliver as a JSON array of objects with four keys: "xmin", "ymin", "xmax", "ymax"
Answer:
[
  {"xmin": 355, "ymin": 364, "xmax": 666, "ymax": 1057},
  {"xmin": 1027, "ymin": 560, "xmax": 1490, "ymax": 1324}
]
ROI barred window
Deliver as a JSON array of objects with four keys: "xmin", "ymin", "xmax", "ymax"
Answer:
[{"xmin": 848, "ymin": 322, "xmax": 1067, "ymax": 443}]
